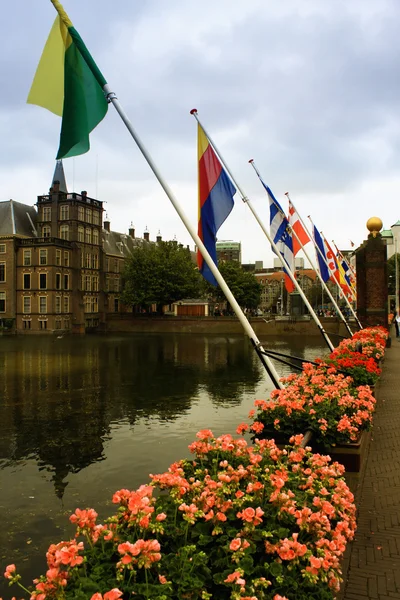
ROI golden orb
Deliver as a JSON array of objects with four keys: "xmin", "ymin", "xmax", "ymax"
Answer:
[{"xmin": 366, "ymin": 216, "xmax": 383, "ymax": 237}]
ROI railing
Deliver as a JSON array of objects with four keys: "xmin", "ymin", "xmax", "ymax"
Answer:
[
  {"xmin": 17, "ymin": 237, "xmax": 72, "ymax": 248},
  {"xmin": 37, "ymin": 193, "xmax": 102, "ymax": 208}
]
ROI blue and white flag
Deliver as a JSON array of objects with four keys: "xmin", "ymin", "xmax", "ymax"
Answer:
[{"xmin": 265, "ymin": 184, "xmax": 295, "ymax": 293}]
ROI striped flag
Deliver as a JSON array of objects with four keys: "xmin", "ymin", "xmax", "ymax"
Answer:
[
  {"xmin": 267, "ymin": 187, "xmax": 295, "ymax": 293},
  {"xmin": 197, "ymin": 125, "xmax": 236, "ymax": 286},
  {"xmin": 288, "ymin": 200, "xmax": 310, "ymax": 256},
  {"xmin": 28, "ymin": 1, "xmax": 108, "ymax": 159}
]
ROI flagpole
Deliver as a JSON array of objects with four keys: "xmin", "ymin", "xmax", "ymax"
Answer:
[
  {"xmin": 99, "ymin": 87, "xmax": 283, "ymax": 388},
  {"xmin": 308, "ymin": 219, "xmax": 362, "ymax": 329},
  {"xmin": 249, "ymin": 161, "xmax": 353, "ymax": 336},
  {"xmin": 190, "ymin": 110, "xmax": 334, "ymax": 351},
  {"xmin": 332, "ymin": 240, "xmax": 357, "ymax": 301},
  {"xmin": 286, "ymin": 193, "xmax": 362, "ymax": 330}
]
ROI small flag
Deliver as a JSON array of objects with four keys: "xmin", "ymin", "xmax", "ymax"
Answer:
[
  {"xmin": 313, "ymin": 225, "xmax": 330, "ymax": 283},
  {"xmin": 267, "ymin": 187, "xmax": 295, "ymax": 293},
  {"xmin": 27, "ymin": 1, "xmax": 108, "ymax": 159},
  {"xmin": 197, "ymin": 124, "xmax": 236, "ymax": 286},
  {"xmin": 288, "ymin": 200, "xmax": 310, "ymax": 256},
  {"xmin": 350, "ymin": 240, "xmax": 355, "ymax": 248}
]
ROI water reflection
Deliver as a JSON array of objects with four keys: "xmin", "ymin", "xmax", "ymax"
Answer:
[{"xmin": 0, "ymin": 333, "xmax": 326, "ymax": 594}]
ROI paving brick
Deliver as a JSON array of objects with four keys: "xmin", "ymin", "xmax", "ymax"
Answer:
[{"xmin": 342, "ymin": 340, "xmax": 400, "ymax": 600}]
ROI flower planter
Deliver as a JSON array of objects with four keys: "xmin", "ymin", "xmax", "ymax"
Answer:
[{"xmin": 313, "ymin": 431, "xmax": 369, "ymax": 473}]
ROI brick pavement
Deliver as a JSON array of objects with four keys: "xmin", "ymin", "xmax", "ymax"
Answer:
[{"xmin": 341, "ymin": 331, "xmax": 400, "ymax": 600}]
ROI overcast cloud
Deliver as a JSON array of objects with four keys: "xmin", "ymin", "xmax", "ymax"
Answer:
[{"xmin": 1, "ymin": 0, "xmax": 399, "ymax": 265}]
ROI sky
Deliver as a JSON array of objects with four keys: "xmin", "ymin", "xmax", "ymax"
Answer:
[{"xmin": 1, "ymin": 0, "xmax": 399, "ymax": 267}]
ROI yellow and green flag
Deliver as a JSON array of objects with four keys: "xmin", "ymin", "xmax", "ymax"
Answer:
[{"xmin": 27, "ymin": 0, "xmax": 108, "ymax": 159}]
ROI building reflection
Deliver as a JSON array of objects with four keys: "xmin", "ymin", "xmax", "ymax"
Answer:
[{"xmin": 0, "ymin": 334, "xmax": 263, "ymax": 498}]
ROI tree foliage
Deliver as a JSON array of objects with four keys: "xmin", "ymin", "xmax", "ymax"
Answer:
[
  {"xmin": 387, "ymin": 253, "xmax": 400, "ymax": 295},
  {"xmin": 121, "ymin": 241, "xmax": 202, "ymax": 311},
  {"xmin": 204, "ymin": 261, "xmax": 262, "ymax": 310}
]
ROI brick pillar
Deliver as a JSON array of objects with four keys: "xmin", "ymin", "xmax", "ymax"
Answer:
[{"xmin": 356, "ymin": 217, "xmax": 388, "ymax": 328}]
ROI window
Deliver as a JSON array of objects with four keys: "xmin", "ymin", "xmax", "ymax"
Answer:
[
  {"xmin": 78, "ymin": 206, "xmax": 85, "ymax": 221},
  {"xmin": 78, "ymin": 226, "xmax": 84, "ymax": 242},
  {"xmin": 23, "ymin": 250, "xmax": 31, "ymax": 266},
  {"xmin": 85, "ymin": 275, "xmax": 91, "ymax": 291},
  {"xmin": 55, "ymin": 296, "xmax": 61, "ymax": 314},
  {"xmin": 56, "ymin": 249, "xmax": 61, "ymax": 266},
  {"xmin": 92, "ymin": 253, "xmax": 98, "ymax": 269},
  {"xmin": 42, "ymin": 225, "xmax": 51, "ymax": 238},
  {"xmin": 23, "ymin": 296, "xmax": 31, "ymax": 313},
  {"xmin": 23, "ymin": 273, "xmax": 30, "ymax": 290},
  {"xmin": 114, "ymin": 298, "xmax": 119, "ymax": 313},
  {"xmin": 92, "ymin": 211, "xmax": 99, "ymax": 226},
  {"xmin": 39, "ymin": 273, "xmax": 47, "ymax": 290},
  {"xmin": 39, "ymin": 296, "xmax": 47, "ymax": 314},
  {"xmin": 115, "ymin": 277, "xmax": 120, "ymax": 292},
  {"xmin": 42, "ymin": 206, "xmax": 51, "ymax": 221},
  {"xmin": 23, "ymin": 319, "xmax": 31, "ymax": 329},
  {"xmin": 92, "ymin": 275, "xmax": 99, "ymax": 292},
  {"xmin": 64, "ymin": 274, "xmax": 69, "ymax": 290},
  {"xmin": 91, "ymin": 297, "xmax": 98, "ymax": 313},
  {"xmin": 39, "ymin": 320, "xmax": 47, "ymax": 330},
  {"xmin": 63, "ymin": 296, "xmax": 69, "ymax": 313},
  {"xmin": 59, "ymin": 224, "xmax": 69, "ymax": 240},
  {"xmin": 105, "ymin": 258, "xmax": 110, "ymax": 272},
  {"xmin": 64, "ymin": 251, "xmax": 69, "ymax": 267},
  {"xmin": 55, "ymin": 320, "xmax": 62, "ymax": 330},
  {"xmin": 86, "ymin": 208, "xmax": 92, "ymax": 223},
  {"xmin": 56, "ymin": 273, "xmax": 61, "ymax": 290},
  {"xmin": 60, "ymin": 205, "xmax": 69, "ymax": 220},
  {"xmin": 80, "ymin": 252, "xmax": 84, "ymax": 268},
  {"xmin": 85, "ymin": 228, "xmax": 92, "ymax": 244},
  {"xmin": 0, "ymin": 292, "xmax": 5, "ymax": 312},
  {"xmin": 93, "ymin": 229, "xmax": 99, "ymax": 245},
  {"xmin": 105, "ymin": 275, "xmax": 109, "ymax": 292},
  {"xmin": 84, "ymin": 296, "xmax": 91, "ymax": 313},
  {"xmin": 0, "ymin": 262, "xmax": 5, "ymax": 282},
  {"xmin": 85, "ymin": 253, "xmax": 91, "ymax": 269},
  {"xmin": 39, "ymin": 249, "xmax": 47, "ymax": 265},
  {"xmin": 115, "ymin": 260, "xmax": 119, "ymax": 273},
  {"xmin": 64, "ymin": 319, "xmax": 70, "ymax": 329},
  {"xmin": 0, "ymin": 244, "xmax": 5, "ymax": 253}
]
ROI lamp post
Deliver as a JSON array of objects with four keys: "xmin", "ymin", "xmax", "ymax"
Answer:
[{"xmin": 280, "ymin": 278, "xmax": 284, "ymax": 316}]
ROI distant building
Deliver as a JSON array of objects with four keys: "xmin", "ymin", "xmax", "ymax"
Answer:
[
  {"xmin": 0, "ymin": 161, "xmax": 173, "ymax": 334},
  {"xmin": 216, "ymin": 240, "xmax": 241, "ymax": 263},
  {"xmin": 381, "ymin": 221, "xmax": 400, "ymax": 259}
]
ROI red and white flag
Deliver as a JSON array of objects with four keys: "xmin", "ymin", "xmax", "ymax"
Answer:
[{"xmin": 288, "ymin": 199, "xmax": 311, "ymax": 256}]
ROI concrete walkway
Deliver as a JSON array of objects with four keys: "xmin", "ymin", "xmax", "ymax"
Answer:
[{"xmin": 342, "ymin": 330, "xmax": 400, "ymax": 599}]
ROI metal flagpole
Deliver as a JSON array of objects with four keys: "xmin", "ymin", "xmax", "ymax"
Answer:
[
  {"xmin": 308, "ymin": 219, "xmax": 362, "ymax": 329},
  {"xmin": 396, "ymin": 237, "xmax": 399, "ymax": 316},
  {"xmin": 249, "ymin": 162, "xmax": 353, "ymax": 336},
  {"xmin": 190, "ymin": 110, "xmax": 335, "ymax": 351},
  {"xmin": 286, "ymin": 193, "xmax": 362, "ymax": 330},
  {"xmin": 101, "ymin": 87, "xmax": 283, "ymax": 389},
  {"xmin": 332, "ymin": 240, "xmax": 357, "ymax": 303}
]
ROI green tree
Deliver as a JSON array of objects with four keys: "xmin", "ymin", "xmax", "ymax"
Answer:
[
  {"xmin": 387, "ymin": 253, "xmax": 400, "ymax": 295},
  {"xmin": 203, "ymin": 261, "xmax": 261, "ymax": 311},
  {"xmin": 122, "ymin": 241, "xmax": 202, "ymax": 312}
]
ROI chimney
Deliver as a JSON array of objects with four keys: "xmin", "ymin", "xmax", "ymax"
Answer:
[
  {"xmin": 104, "ymin": 220, "xmax": 110, "ymax": 232},
  {"xmin": 129, "ymin": 227, "xmax": 135, "ymax": 238},
  {"xmin": 81, "ymin": 190, "xmax": 87, "ymax": 198},
  {"xmin": 156, "ymin": 233, "xmax": 162, "ymax": 243},
  {"xmin": 143, "ymin": 231, "xmax": 150, "ymax": 242}
]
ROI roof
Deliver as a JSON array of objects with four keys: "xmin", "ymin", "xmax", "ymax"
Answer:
[
  {"xmin": 0, "ymin": 200, "xmax": 38, "ymax": 237},
  {"xmin": 381, "ymin": 229, "xmax": 393, "ymax": 238},
  {"xmin": 51, "ymin": 160, "xmax": 68, "ymax": 193},
  {"xmin": 391, "ymin": 221, "xmax": 400, "ymax": 227},
  {"xmin": 173, "ymin": 298, "xmax": 209, "ymax": 305},
  {"xmin": 102, "ymin": 229, "xmax": 150, "ymax": 257}
]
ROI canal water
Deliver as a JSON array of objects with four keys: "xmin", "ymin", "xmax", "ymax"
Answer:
[{"xmin": 0, "ymin": 333, "xmax": 327, "ymax": 594}]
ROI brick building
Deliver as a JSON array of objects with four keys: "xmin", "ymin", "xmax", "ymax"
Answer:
[{"xmin": 0, "ymin": 161, "xmax": 153, "ymax": 334}]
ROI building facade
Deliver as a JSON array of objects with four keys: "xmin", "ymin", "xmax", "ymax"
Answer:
[
  {"xmin": 0, "ymin": 162, "xmax": 155, "ymax": 334},
  {"xmin": 216, "ymin": 240, "xmax": 242, "ymax": 263}
]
